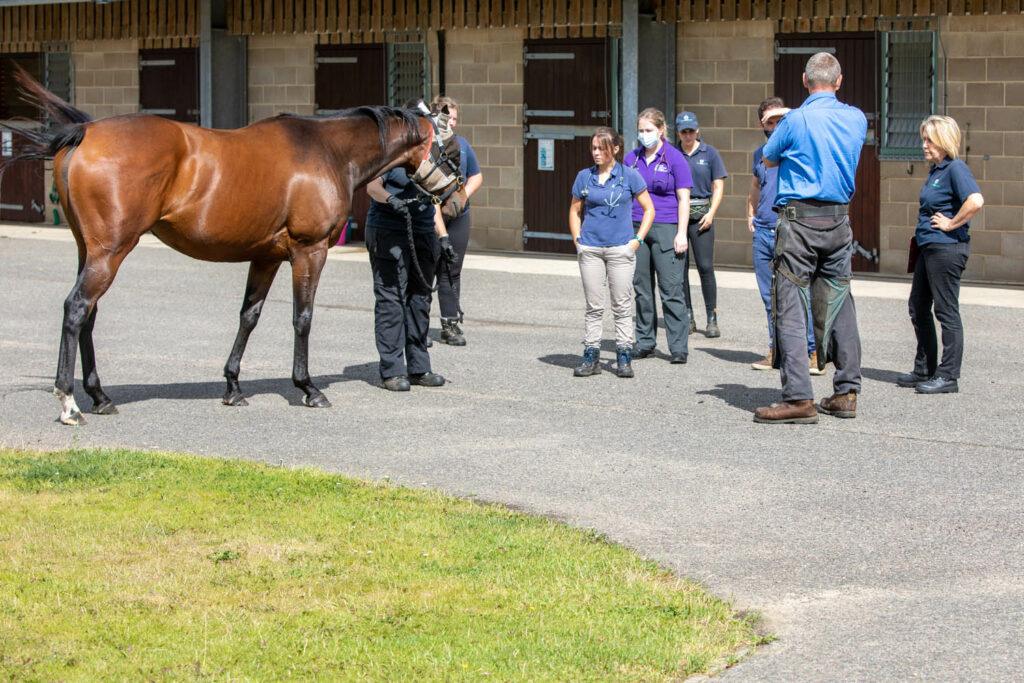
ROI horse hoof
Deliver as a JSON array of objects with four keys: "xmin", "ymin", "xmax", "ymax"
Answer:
[
  {"xmin": 222, "ymin": 392, "xmax": 248, "ymax": 407},
  {"xmin": 92, "ymin": 400, "xmax": 118, "ymax": 415},
  {"xmin": 303, "ymin": 394, "xmax": 331, "ymax": 408},
  {"xmin": 59, "ymin": 410, "xmax": 86, "ymax": 426}
]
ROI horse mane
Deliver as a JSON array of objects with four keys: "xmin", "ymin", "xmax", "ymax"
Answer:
[{"xmin": 330, "ymin": 105, "xmax": 426, "ymax": 150}]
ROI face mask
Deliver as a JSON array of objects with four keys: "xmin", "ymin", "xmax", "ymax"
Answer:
[
  {"xmin": 638, "ymin": 131, "xmax": 659, "ymax": 149},
  {"xmin": 763, "ymin": 129, "xmax": 772, "ymax": 139}
]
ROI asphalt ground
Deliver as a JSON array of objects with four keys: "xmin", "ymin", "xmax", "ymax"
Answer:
[{"xmin": 1, "ymin": 223, "xmax": 1022, "ymax": 681}]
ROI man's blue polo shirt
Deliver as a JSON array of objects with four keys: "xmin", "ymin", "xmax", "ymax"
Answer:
[
  {"xmin": 917, "ymin": 157, "xmax": 981, "ymax": 246},
  {"xmin": 762, "ymin": 91, "xmax": 867, "ymax": 206},
  {"xmin": 678, "ymin": 140, "xmax": 727, "ymax": 199},
  {"xmin": 572, "ymin": 163, "xmax": 647, "ymax": 247}
]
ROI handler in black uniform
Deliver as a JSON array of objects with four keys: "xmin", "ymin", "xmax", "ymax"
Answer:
[{"xmin": 365, "ymin": 168, "xmax": 452, "ymax": 392}]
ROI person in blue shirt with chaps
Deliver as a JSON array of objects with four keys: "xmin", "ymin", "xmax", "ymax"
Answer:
[{"xmin": 754, "ymin": 52, "xmax": 867, "ymax": 424}]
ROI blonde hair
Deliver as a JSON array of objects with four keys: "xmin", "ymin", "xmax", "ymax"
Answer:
[
  {"xmin": 920, "ymin": 115, "xmax": 961, "ymax": 160},
  {"xmin": 638, "ymin": 107, "xmax": 667, "ymax": 138},
  {"xmin": 592, "ymin": 127, "xmax": 624, "ymax": 162},
  {"xmin": 430, "ymin": 95, "xmax": 458, "ymax": 114}
]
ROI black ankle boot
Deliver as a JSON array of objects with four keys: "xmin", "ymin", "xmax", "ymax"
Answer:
[
  {"xmin": 705, "ymin": 310, "xmax": 720, "ymax": 338},
  {"xmin": 440, "ymin": 317, "xmax": 466, "ymax": 346}
]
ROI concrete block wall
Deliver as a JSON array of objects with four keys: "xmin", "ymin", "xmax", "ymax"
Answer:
[
  {"xmin": 675, "ymin": 20, "xmax": 776, "ymax": 268},
  {"xmin": 442, "ymin": 28, "xmax": 524, "ymax": 251},
  {"xmin": 247, "ymin": 34, "xmax": 316, "ymax": 121},
  {"xmin": 880, "ymin": 14, "xmax": 1024, "ymax": 282},
  {"xmin": 72, "ymin": 39, "xmax": 140, "ymax": 119}
]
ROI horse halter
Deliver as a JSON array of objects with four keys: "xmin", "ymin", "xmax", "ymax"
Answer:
[{"xmin": 408, "ymin": 109, "xmax": 464, "ymax": 206}]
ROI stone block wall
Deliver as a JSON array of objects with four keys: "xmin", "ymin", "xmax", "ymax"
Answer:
[
  {"xmin": 443, "ymin": 28, "xmax": 524, "ymax": 251},
  {"xmin": 880, "ymin": 14, "xmax": 1024, "ymax": 282},
  {"xmin": 72, "ymin": 39, "xmax": 139, "ymax": 119},
  {"xmin": 247, "ymin": 34, "xmax": 316, "ymax": 121},
  {"xmin": 675, "ymin": 20, "xmax": 776, "ymax": 267}
]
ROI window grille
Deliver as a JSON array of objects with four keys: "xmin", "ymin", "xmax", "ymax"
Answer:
[
  {"xmin": 881, "ymin": 30, "xmax": 935, "ymax": 160},
  {"xmin": 387, "ymin": 42, "xmax": 428, "ymax": 107}
]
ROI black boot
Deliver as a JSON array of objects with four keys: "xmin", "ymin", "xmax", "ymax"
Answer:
[
  {"xmin": 705, "ymin": 310, "xmax": 720, "ymax": 338},
  {"xmin": 616, "ymin": 346, "xmax": 634, "ymax": 378},
  {"xmin": 573, "ymin": 347, "xmax": 601, "ymax": 377},
  {"xmin": 440, "ymin": 317, "xmax": 466, "ymax": 346}
]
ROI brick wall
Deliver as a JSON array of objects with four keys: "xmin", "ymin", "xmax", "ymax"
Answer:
[
  {"xmin": 880, "ymin": 14, "xmax": 1024, "ymax": 282},
  {"xmin": 247, "ymin": 34, "xmax": 316, "ymax": 121},
  {"xmin": 675, "ymin": 20, "xmax": 775, "ymax": 267},
  {"xmin": 443, "ymin": 28, "xmax": 524, "ymax": 251},
  {"xmin": 72, "ymin": 39, "xmax": 139, "ymax": 119}
]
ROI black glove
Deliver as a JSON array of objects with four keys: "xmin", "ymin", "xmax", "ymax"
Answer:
[
  {"xmin": 386, "ymin": 194, "xmax": 407, "ymax": 213},
  {"xmin": 439, "ymin": 234, "xmax": 456, "ymax": 264}
]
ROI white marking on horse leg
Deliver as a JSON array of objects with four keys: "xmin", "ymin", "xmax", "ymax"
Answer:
[{"xmin": 53, "ymin": 387, "xmax": 85, "ymax": 426}]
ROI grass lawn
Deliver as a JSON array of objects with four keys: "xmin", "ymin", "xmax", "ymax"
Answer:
[{"xmin": 0, "ymin": 448, "xmax": 765, "ymax": 680}]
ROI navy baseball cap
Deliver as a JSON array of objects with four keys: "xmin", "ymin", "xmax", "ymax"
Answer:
[{"xmin": 675, "ymin": 111, "xmax": 699, "ymax": 131}]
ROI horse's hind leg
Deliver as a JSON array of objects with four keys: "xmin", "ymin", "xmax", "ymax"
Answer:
[
  {"xmin": 80, "ymin": 303, "xmax": 117, "ymax": 414},
  {"xmin": 223, "ymin": 260, "xmax": 281, "ymax": 406},
  {"xmin": 55, "ymin": 251, "xmax": 130, "ymax": 425},
  {"xmin": 290, "ymin": 246, "xmax": 331, "ymax": 408}
]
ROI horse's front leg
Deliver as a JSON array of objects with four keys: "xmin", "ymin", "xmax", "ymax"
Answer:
[
  {"xmin": 223, "ymin": 260, "xmax": 282, "ymax": 406},
  {"xmin": 290, "ymin": 246, "xmax": 331, "ymax": 408}
]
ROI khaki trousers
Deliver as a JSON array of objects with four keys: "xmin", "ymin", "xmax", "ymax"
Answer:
[{"xmin": 577, "ymin": 243, "xmax": 636, "ymax": 349}]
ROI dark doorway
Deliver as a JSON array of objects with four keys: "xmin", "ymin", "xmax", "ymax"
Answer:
[
  {"xmin": 774, "ymin": 33, "xmax": 881, "ymax": 272},
  {"xmin": 1, "ymin": 53, "xmax": 46, "ymax": 223},
  {"xmin": 139, "ymin": 48, "xmax": 199, "ymax": 124},
  {"xmin": 523, "ymin": 38, "xmax": 614, "ymax": 255},
  {"xmin": 315, "ymin": 44, "xmax": 386, "ymax": 243}
]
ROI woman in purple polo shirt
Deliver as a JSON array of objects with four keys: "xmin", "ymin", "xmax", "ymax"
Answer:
[
  {"xmin": 624, "ymin": 108, "xmax": 694, "ymax": 364},
  {"xmin": 569, "ymin": 127, "xmax": 655, "ymax": 379}
]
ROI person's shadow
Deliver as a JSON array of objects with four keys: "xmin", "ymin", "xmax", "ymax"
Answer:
[
  {"xmin": 695, "ymin": 383, "xmax": 782, "ymax": 413},
  {"xmin": 538, "ymin": 340, "xmax": 629, "ymax": 374},
  {"xmin": 698, "ymin": 346, "xmax": 766, "ymax": 366}
]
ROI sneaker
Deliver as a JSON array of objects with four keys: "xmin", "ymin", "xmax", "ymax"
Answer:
[
  {"xmin": 809, "ymin": 350, "xmax": 827, "ymax": 376},
  {"xmin": 573, "ymin": 347, "xmax": 601, "ymax": 377},
  {"xmin": 751, "ymin": 348, "xmax": 773, "ymax": 371}
]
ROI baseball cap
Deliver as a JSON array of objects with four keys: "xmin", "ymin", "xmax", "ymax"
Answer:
[{"xmin": 675, "ymin": 111, "xmax": 699, "ymax": 131}]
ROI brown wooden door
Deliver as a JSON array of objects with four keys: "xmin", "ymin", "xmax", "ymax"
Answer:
[
  {"xmin": 139, "ymin": 48, "xmax": 199, "ymax": 124},
  {"xmin": 774, "ymin": 33, "xmax": 881, "ymax": 272},
  {"xmin": 1, "ymin": 54, "xmax": 46, "ymax": 223},
  {"xmin": 315, "ymin": 44, "xmax": 386, "ymax": 243},
  {"xmin": 523, "ymin": 39, "xmax": 613, "ymax": 255}
]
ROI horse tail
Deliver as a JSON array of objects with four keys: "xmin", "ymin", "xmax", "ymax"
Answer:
[{"xmin": 0, "ymin": 65, "xmax": 89, "ymax": 177}]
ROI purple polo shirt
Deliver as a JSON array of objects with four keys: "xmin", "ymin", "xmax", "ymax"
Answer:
[{"xmin": 624, "ymin": 140, "xmax": 693, "ymax": 223}]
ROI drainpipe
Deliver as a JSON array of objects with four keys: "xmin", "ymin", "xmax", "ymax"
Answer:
[
  {"xmin": 199, "ymin": 0, "xmax": 212, "ymax": 127},
  {"xmin": 622, "ymin": 0, "xmax": 638, "ymax": 147}
]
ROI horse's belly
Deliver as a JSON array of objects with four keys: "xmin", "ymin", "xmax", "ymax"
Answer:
[{"xmin": 149, "ymin": 222, "xmax": 288, "ymax": 262}]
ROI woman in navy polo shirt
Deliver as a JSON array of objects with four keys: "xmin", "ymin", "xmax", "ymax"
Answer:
[
  {"xmin": 623, "ymin": 108, "xmax": 693, "ymax": 364},
  {"xmin": 676, "ymin": 111, "xmax": 728, "ymax": 338},
  {"xmin": 898, "ymin": 115, "xmax": 984, "ymax": 395},
  {"xmin": 569, "ymin": 127, "xmax": 655, "ymax": 378}
]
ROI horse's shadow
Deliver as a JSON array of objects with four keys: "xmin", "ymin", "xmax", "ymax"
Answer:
[
  {"xmin": 695, "ymin": 383, "xmax": 782, "ymax": 413},
  {"xmin": 27, "ymin": 362, "xmax": 383, "ymax": 408}
]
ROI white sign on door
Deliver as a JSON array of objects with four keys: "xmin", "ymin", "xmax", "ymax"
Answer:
[
  {"xmin": 538, "ymin": 139, "xmax": 554, "ymax": 171},
  {"xmin": 1, "ymin": 131, "xmax": 12, "ymax": 157}
]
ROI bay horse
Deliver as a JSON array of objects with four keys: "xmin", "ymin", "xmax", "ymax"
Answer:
[{"xmin": 2, "ymin": 68, "xmax": 465, "ymax": 425}]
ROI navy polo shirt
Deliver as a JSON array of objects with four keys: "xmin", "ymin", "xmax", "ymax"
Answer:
[
  {"xmin": 678, "ymin": 140, "xmax": 727, "ymax": 199},
  {"xmin": 752, "ymin": 144, "xmax": 779, "ymax": 231},
  {"xmin": 763, "ymin": 91, "xmax": 867, "ymax": 206},
  {"xmin": 917, "ymin": 157, "xmax": 980, "ymax": 246},
  {"xmin": 366, "ymin": 167, "xmax": 436, "ymax": 233},
  {"xmin": 456, "ymin": 135, "xmax": 481, "ymax": 216},
  {"xmin": 572, "ymin": 163, "xmax": 647, "ymax": 247}
]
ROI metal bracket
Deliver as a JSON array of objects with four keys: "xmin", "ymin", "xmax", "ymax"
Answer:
[
  {"xmin": 852, "ymin": 240, "xmax": 879, "ymax": 264},
  {"xmin": 774, "ymin": 43, "xmax": 836, "ymax": 61}
]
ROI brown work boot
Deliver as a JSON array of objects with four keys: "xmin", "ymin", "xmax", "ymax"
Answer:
[
  {"xmin": 753, "ymin": 399, "xmax": 819, "ymax": 424},
  {"xmin": 809, "ymin": 350, "xmax": 827, "ymax": 376},
  {"xmin": 751, "ymin": 346, "xmax": 773, "ymax": 371},
  {"xmin": 818, "ymin": 392, "xmax": 857, "ymax": 418}
]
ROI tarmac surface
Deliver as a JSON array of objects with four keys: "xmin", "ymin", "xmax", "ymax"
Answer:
[{"xmin": 1, "ymin": 223, "xmax": 1022, "ymax": 681}]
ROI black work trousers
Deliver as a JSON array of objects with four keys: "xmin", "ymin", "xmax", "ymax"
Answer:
[
  {"xmin": 682, "ymin": 219, "xmax": 717, "ymax": 318},
  {"xmin": 773, "ymin": 208, "xmax": 862, "ymax": 401},
  {"xmin": 908, "ymin": 241, "xmax": 970, "ymax": 380},
  {"xmin": 367, "ymin": 225, "xmax": 438, "ymax": 379},
  {"xmin": 435, "ymin": 210, "xmax": 471, "ymax": 320}
]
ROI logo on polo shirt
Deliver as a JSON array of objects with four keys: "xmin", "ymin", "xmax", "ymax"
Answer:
[
  {"xmin": 698, "ymin": 159, "xmax": 708, "ymax": 166},
  {"xmin": 930, "ymin": 177, "xmax": 942, "ymax": 188}
]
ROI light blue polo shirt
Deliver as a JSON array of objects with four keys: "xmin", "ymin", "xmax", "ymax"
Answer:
[
  {"xmin": 762, "ymin": 91, "xmax": 867, "ymax": 206},
  {"xmin": 572, "ymin": 163, "xmax": 647, "ymax": 247}
]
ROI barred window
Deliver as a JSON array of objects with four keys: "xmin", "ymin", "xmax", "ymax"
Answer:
[
  {"xmin": 881, "ymin": 30, "xmax": 936, "ymax": 160},
  {"xmin": 388, "ymin": 41, "xmax": 429, "ymax": 107}
]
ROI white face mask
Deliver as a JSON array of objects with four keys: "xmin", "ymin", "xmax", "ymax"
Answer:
[{"xmin": 638, "ymin": 131, "xmax": 660, "ymax": 149}]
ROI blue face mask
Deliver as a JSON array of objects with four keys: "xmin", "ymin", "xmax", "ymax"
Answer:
[{"xmin": 764, "ymin": 129, "xmax": 773, "ymax": 139}]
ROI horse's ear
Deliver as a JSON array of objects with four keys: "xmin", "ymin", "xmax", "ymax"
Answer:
[
  {"xmin": 435, "ymin": 107, "xmax": 451, "ymax": 135},
  {"xmin": 415, "ymin": 100, "xmax": 431, "ymax": 116}
]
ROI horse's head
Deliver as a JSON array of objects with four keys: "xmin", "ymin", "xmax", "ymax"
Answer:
[{"xmin": 407, "ymin": 103, "xmax": 467, "ymax": 219}]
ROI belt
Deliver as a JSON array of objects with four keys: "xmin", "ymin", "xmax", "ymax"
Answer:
[
  {"xmin": 690, "ymin": 198, "xmax": 711, "ymax": 207},
  {"xmin": 783, "ymin": 201, "xmax": 848, "ymax": 220}
]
